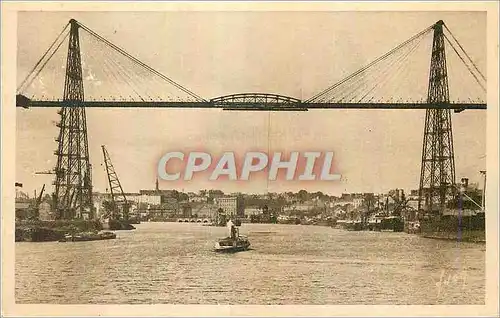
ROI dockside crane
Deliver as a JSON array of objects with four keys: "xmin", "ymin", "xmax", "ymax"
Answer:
[
  {"xmin": 33, "ymin": 184, "xmax": 46, "ymax": 218},
  {"xmin": 101, "ymin": 145, "xmax": 130, "ymax": 221}
]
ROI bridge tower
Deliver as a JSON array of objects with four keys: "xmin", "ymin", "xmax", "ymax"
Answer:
[
  {"xmin": 53, "ymin": 19, "xmax": 94, "ymax": 219},
  {"xmin": 418, "ymin": 20, "xmax": 456, "ymax": 214}
]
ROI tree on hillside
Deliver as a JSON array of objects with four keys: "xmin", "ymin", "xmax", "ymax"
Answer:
[
  {"xmin": 178, "ymin": 192, "xmax": 189, "ymax": 202},
  {"xmin": 209, "ymin": 189, "xmax": 224, "ymax": 198},
  {"xmin": 297, "ymin": 190, "xmax": 309, "ymax": 203}
]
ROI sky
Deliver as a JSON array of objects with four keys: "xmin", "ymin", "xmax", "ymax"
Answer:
[{"xmin": 15, "ymin": 11, "xmax": 487, "ymax": 196}]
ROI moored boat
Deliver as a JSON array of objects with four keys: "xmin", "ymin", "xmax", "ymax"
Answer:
[
  {"xmin": 379, "ymin": 216, "xmax": 405, "ymax": 232},
  {"xmin": 102, "ymin": 218, "xmax": 135, "ymax": 230},
  {"xmin": 58, "ymin": 231, "xmax": 116, "ymax": 242},
  {"xmin": 343, "ymin": 220, "xmax": 364, "ymax": 231}
]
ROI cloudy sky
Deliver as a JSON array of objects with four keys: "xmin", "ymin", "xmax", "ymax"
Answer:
[{"xmin": 16, "ymin": 11, "xmax": 486, "ymax": 196}]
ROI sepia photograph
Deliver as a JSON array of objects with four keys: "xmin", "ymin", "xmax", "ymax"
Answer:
[{"xmin": 2, "ymin": 2, "xmax": 499, "ymax": 317}]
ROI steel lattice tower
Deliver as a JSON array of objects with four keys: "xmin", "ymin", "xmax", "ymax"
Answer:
[
  {"xmin": 53, "ymin": 19, "xmax": 93, "ymax": 219},
  {"xmin": 102, "ymin": 145, "xmax": 129, "ymax": 220},
  {"xmin": 418, "ymin": 20, "xmax": 456, "ymax": 214}
]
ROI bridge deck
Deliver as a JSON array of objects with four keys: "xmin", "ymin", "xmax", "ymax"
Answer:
[{"xmin": 16, "ymin": 95, "xmax": 486, "ymax": 111}]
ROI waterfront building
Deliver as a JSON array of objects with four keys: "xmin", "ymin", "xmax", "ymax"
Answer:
[
  {"xmin": 124, "ymin": 193, "xmax": 141, "ymax": 204},
  {"xmin": 215, "ymin": 196, "xmax": 244, "ymax": 218},
  {"xmin": 244, "ymin": 207, "xmax": 262, "ymax": 217},
  {"xmin": 139, "ymin": 193, "xmax": 161, "ymax": 205},
  {"xmin": 189, "ymin": 195, "xmax": 208, "ymax": 203}
]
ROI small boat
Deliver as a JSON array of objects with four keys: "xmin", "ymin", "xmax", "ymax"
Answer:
[
  {"xmin": 343, "ymin": 220, "xmax": 364, "ymax": 231},
  {"xmin": 59, "ymin": 231, "xmax": 116, "ymax": 242},
  {"xmin": 215, "ymin": 235, "xmax": 251, "ymax": 253},
  {"xmin": 379, "ymin": 216, "xmax": 405, "ymax": 232},
  {"xmin": 214, "ymin": 220, "xmax": 251, "ymax": 253}
]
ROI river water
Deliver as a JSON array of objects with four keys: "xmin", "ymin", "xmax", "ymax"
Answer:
[{"xmin": 15, "ymin": 222, "xmax": 485, "ymax": 304}]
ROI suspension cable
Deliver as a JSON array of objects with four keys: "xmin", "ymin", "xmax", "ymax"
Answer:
[
  {"xmin": 444, "ymin": 24, "xmax": 486, "ymax": 81},
  {"xmin": 443, "ymin": 34, "xmax": 486, "ymax": 92},
  {"xmin": 17, "ymin": 22, "xmax": 70, "ymax": 93},
  {"xmin": 305, "ymin": 24, "xmax": 434, "ymax": 103},
  {"xmin": 76, "ymin": 21, "xmax": 207, "ymax": 102}
]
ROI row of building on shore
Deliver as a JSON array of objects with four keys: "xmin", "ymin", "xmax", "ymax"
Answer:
[{"xmin": 16, "ymin": 178, "xmax": 484, "ymax": 223}]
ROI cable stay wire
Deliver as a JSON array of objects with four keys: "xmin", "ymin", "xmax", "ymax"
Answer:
[
  {"xmin": 88, "ymin": 42, "xmax": 138, "ymax": 101},
  {"xmin": 102, "ymin": 44, "xmax": 168, "ymax": 101},
  {"xmin": 359, "ymin": 33, "xmax": 428, "ymax": 103},
  {"xmin": 444, "ymin": 24, "xmax": 486, "ymax": 81},
  {"xmin": 382, "ymin": 34, "xmax": 432, "ymax": 103},
  {"xmin": 305, "ymin": 24, "xmax": 434, "ymax": 103},
  {"xmin": 17, "ymin": 22, "xmax": 70, "ymax": 94},
  {"xmin": 361, "ymin": 51, "xmax": 419, "ymax": 102},
  {"xmin": 100, "ymin": 55, "xmax": 128, "ymax": 100},
  {"xmin": 314, "ymin": 51, "xmax": 397, "ymax": 102},
  {"xmin": 443, "ymin": 38, "xmax": 485, "ymax": 103},
  {"xmin": 80, "ymin": 30, "xmax": 189, "ymax": 103},
  {"xmin": 314, "ymin": 28, "xmax": 429, "ymax": 104},
  {"xmin": 83, "ymin": 24, "xmax": 198, "ymax": 102},
  {"xmin": 20, "ymin": 32, "xmax": 70, "ymax": 100},
  {"xmin": 348, "ymin": 37, "xmax": 424, "ymax": 102},
  {"xmin": 76, "ymin": 20, "xmax": 207, "ymax": 103},
  {"xmin": 309, "ymin": 26, "xmax": 432, "ymax": 103},
  {"xmin": 443, "ymin": 33, "xmax": 486, "ymax": 92},
  {"xmin": 384, "ymin": 43, "xmax": 430, "ymax": 103},
  {"xmin": 89, "ymin": 33, "xmax": 148, "ymax": 102}
]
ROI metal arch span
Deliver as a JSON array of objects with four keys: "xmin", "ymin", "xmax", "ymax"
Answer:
[{"xmin": 210, "ymin": 93, "xmax": 305, "ymax": 111}]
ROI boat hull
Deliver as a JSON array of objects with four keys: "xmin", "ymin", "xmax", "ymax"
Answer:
[
  {"xmin": 214, "ymin": 236, "xmax": 250, "ymax": 253},
  {"xmin": 214, "ymin": 245, "xmax": 250, "ymax": 253},
  {"xmin": 58, "ymin": 231, "xmax": 116, "ymax": 242}
]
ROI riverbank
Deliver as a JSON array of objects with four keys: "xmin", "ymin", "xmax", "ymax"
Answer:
[
  {"xmin": 419, "ymin": 214, "xmax": 485, "ymax": 243},
  {"xmin": 420, "ymin": 230, "xmax": 485, "ymax": 243},
  {"xmin": 105, "ymin": 219, "xmax": 136, "ymax": 230},
  {"xmin": 15, "ymin": 220, "xmax": 103, "ymax": 242}
]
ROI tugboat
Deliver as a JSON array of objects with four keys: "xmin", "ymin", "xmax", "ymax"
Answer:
[{"xmin": 214, "ymin": 220, "xmax": 251, "ymax": 253}]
